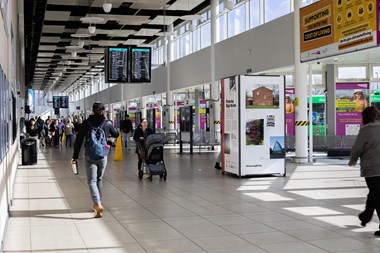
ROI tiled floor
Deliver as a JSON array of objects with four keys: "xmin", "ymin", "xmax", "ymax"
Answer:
[{"xmin": 3, "ymin": 145, "xmax": 380, "ymax": 253}]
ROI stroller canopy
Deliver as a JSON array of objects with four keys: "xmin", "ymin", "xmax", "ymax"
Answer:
[{"xmin": 145, "ymin": 133, "xmax": 165, "ymax": 148}]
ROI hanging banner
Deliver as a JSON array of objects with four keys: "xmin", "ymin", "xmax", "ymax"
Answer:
[
  {"xmin": 336, "ymin": 82, "xmax": 369, "ymax": 136},
  {"xmin": 285, "ymin": 88, "xmax": 295, "ymax": 136},
  {"xmin": 300, "ymin": 0, "xmax": 377, "ymax": 62}
]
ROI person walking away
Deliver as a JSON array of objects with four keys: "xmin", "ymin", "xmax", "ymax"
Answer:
[
  {"xmin": 72, "ymin": 102, "xmax": 119, "ymax": 218},
  {"xmin": 133, "ymin": 118, "xmax": 154, "ymax": 173},
  {"xmin": 64, "ymin": 120, "xmax": 74, "ymax": 147},
  {"xmin": 50, "ymin": 119, "xmax": 60, "ymax": 147},
  {"xmin": 121, "ymin": 114, "xmax": 133, "ymax": 149},
  {"xmin": 349, "ymin": 106, "xmax": 380, "ymax": 236}
]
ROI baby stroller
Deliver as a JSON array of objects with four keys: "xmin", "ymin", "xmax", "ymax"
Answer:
[{"xmin": 137, "ymin": 133, "xmax": 167, "ymax": 181}]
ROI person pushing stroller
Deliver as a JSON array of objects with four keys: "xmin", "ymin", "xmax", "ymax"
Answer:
[{"xmin": 133, "ymin": 118, "xmax": 154, "ymax": 175}]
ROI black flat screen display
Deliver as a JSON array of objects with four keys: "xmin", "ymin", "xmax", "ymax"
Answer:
[
  {"xmin": 106, "ymin": 47, "xmax": 129, "ymax": 83},
  {"xmin": 53, "ymin": 96, "xmax": 69, "ymax": 109},
  {"xmin": 130, "ymin": 47, "xmax": 151, "ymax": 83}
]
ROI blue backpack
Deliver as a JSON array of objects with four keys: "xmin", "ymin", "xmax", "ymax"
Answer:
[{"xmin": 86, "ymin": 121, "xmax": 110, "ymax": 160}]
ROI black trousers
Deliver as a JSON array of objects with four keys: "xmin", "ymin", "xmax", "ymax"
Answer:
[{"xmin": 361, "ymin": 176, "xmax": 380, "ymax": 228}]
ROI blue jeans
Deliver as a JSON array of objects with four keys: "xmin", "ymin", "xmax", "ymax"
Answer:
[{"xmin": 85, "ymin": 157, "xmax": 107, "ymax": 205}]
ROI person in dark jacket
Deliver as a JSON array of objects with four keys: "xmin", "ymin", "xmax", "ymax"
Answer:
[
  {"xmin": 349, "ymin": 106, "xmax": 380, "ymax": 236},
  {"xmin": 120, "ymin": 114, "xmax": 133, "ymax": 149},
  {"xmin": 72, "ymin": 102, "xmax": 119, "ymax": 218},
  {"xmin": 133, "ymin": 118, "xmax": 154, "ymax": 173}
]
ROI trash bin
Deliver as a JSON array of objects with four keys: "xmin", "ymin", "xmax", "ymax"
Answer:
[{"xmin": 21, "ymin": 138, "xmax": 37, "ymax": 165}]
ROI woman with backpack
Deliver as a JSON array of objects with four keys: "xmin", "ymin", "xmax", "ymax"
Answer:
[{"xmin": 72, "ymin": 102, "xmax": 119, "ymax": 218}]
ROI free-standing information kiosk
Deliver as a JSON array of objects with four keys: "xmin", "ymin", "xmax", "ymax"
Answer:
[{"xmin": 222, "ymin": 75, "xmax": 286, "ymax": 177}]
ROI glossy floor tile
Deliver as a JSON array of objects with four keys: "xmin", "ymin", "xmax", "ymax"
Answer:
[{"xmin": 3, "ymin": 146, "xmax": 380, "ymax": 252}]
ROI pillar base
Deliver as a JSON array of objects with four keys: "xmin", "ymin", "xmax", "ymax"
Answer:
[{"xmin": 291, "ymin": 156, "xmax": 314, "ymax": 164}]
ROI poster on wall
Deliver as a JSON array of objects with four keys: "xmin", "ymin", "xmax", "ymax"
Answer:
[
  {"xmin": 222, "ymin": 75, "xmax": 285, "ymax": 177},
  {"xmin": 336, "ymin": 82, "xmax": 369, "ymax": 135},
  {"xmin": 221, "ymin": 76, "xmax": 240, "ymax": 175},
  {"xmin": 285, "ymin": 88, "xmax": 295, "ymax": 136},
  {"xmin": 300, "ymin": 0, "xmax": 378, "ymax": 62}
]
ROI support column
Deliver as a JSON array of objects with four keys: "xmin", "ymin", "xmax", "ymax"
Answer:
[
  {"xmin": 166, "ymin": 24, "xmax": 175, "ymax": 130},
  {"xmin": 210, "ymin": 0, "xmax": 220, "ymax": 141},
  {"xmin": 294, "ymin": 0, "xmax": 308, "ymax": 163}
]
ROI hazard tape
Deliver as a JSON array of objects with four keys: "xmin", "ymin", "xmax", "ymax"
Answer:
[
  {"xmin": 169, "ymin": 121, "xmax": 175, "ymax": 124},
  {"xmin": 214, "ymin": 120, "xmax": 221, "ymax": 124},
  {"xmin": 295, "ymin": 121, "xmax": 309, "ymax": 126}
]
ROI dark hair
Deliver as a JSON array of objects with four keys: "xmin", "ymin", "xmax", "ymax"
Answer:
[
  {"xmin": 92, "ymin": 102, "xmax": 105, "ymax": 114},
  {"xmin": 140, "ymin": 118, "xmax": 147, "ymax": 123},
  {"xmin": 362, "ymin": 106, "xmax": 380, "ymax": 125},
  {"xmin": 126, "ymin": 114, "xmax": 129, "ymax": 118}
]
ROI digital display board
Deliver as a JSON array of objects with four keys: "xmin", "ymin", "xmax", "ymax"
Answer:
[
  {"xmin": 130, "ymin": 47, "xmax": 151, "ymax": 83},
  {"xmin": 53, "ymin": 96, "xmax": 60, "ymax": 109},
  {"xmin": 106, "ymin": 47, "xmax": 128, "ymax": 83},
  {"xmin": 53, "ymin": 96, "xmax": 69, "ymax": 109}
]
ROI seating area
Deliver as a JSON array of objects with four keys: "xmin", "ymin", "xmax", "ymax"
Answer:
[{"xmin": 286, "ymin": 135, "xmax": 357, "ymax": 156}]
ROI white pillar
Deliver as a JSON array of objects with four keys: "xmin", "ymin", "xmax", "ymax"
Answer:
[
  {"xmin": 210, "ymin": 0, "xmax": 220, "ymax": 140},
  {"xmin": 308, "ymin": 64, "xmax": 313, "ymax": 163},
  {"xmin": 294, "ymin": 0, "xmax": 309, "ymax": 163},
  {"xmin": 166, "ymin": 24, "xmax": 175, "ymax": 130}
]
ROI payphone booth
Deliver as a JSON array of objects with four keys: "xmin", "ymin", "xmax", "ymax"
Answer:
[
  {"xmin": 146, "ymin": 108, "xmax": 156, "ymax": 133},
  {"xmin": 179, "ymin": 106, "xmax": 193, "ymax": 154}
]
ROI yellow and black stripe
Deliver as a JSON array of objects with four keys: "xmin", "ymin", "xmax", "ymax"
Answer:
[
  {"xmin": 295, "ymin": 121, "xmax": 308, "ymax": 126},
  {"xmin": 169, "ymin": 121, "xmax": 175, "ymax": 124},
  {"xmin": 214, "ymin": 120, "xmax": 221, "ymax": 124}
]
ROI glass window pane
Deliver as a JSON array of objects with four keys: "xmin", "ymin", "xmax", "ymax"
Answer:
[
  {"xmin": 302, "ymin": 0, "xmax": 318, "ymax": 7},
  {"xmin": 193, "ymin": 28, "xmax": 200, "ymax": 52},
  {"xmin": 228, "ymin": 4, "xmax": 246, "ymax": 38},
  {"xmin": 200, "ymin": 22, "xmax": 211, "ymax": 49},
  {"xmin": 285, "ymin": 75, "xmax": 293, "ymax": 86},
  {"xmin": 179, "ymin": 33, "xmax": 190, "ymax": 58},
  {"xmin": 373, "ymin": 66, "xmax": 380, "ymax": 78},
  {"xmin": 337, "ymin": 66, "xmax": 367, "ymax": 79},
  {"xmin": 216, "ymin": 14, "xmax": 226, "ymax": 42},
  {"xmin": 265, "ymin": 0, "xmax": 291, "ymax": 23},
  {"xmin": 250, "ymin": 0, "xmax": 260, "ymax": 29}
]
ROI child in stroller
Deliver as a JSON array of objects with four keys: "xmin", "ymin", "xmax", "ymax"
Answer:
[{"xmin": 136, "ymin": 133, "xmax": 167, "ymax": 181}]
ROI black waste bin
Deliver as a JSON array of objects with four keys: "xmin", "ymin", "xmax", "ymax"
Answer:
[{"xmin": 21, "ymin": 138, "xmax": 37, "ymax": 165}]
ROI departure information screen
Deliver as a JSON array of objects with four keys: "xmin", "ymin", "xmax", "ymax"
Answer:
[
  {"xmin": 106, "ymin": 47, "xmax": 128, "ymax": 82},
  {"xmin": 130, "ymin": 47, "xmax": 151, "ymax": 83}
]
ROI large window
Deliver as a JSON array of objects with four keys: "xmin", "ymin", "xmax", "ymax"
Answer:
[
  {"xmin": 179, "ymin": 33, "xmax": 190, "ymax": 58},
  {"xmin": 200, "ymin": 22, "xmax": 211, "ymax": 49},
  {"xmin": 265, "ymin": 0, "xmax": 291, "ymax": 23},
  {"xmin": 337, "ymin": 66, "xmax": 367, "ymax": 80},
  {"xmin": 192, "ymin": 27, "xmax": 200, "ymax": 52},
  {"xmin": 249, "ymin": 0, "xmax": 260, "ymax": 29},
  {"xmin": 216, "ymin": 14, "xmax": 226, "ymax": 42},
  {"xmin": 227, "ymin": 3, "xmax": 246, "ymax": 37}
]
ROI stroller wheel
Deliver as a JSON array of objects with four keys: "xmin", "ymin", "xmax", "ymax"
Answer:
[
  {"xmin": 163, "ymin": 171, "xmax": 167, "ymax": 181},
  {"xmin": 149, "ymin": 175, "xmax": 153, "ymax": 182},
  {"xmin": 138, "ymin": 170, "xmax": 143, "ymax": 180},
  {"xmin": 159, "ymin": 174, "xmax": 163, "ymax": 179}
]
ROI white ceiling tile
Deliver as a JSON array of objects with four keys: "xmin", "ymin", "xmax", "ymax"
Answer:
[
  {"xmin": 47, "ymin": 0, "xmax": 78, "ymax": 5},
  {"xmin": 168, "ymin": 0, "xmax": 204, "ymax": 11},
  {"xmin": 91, "ymin": 0, "xmax": 124, "ymax": 8},
  {"xmin": 44, "ymin": 11, "xmax": 71, "ymax": 21},
  {"xmin": 42, "ymin": 25, "xmax": 65, "ymax": 33},
  {"xmin": 135, "ymin": 28, "xmax": 161, "ymax": 36},
  {"xmin": 123, "ymin": 39, "xmax": 146, "ymax": 45},
  {"xmin": 130, "ymin": 3, "xmax": 166, "ymax": 10},
  {"xmin": 40, "ymin": 37, "xmax": 61, "ymax": 43},
  {"xmin": 148, "ymin": 16, "xmax": 179, "ymax": 25},
  {"xmin": 37, "ymin": 53, "xmax": 55, "ymax": 57},
  {"xmin": 96, "ymin": 29, "xmax": 135, "ymax": 37},
  {"xmin": 38, "ymin": 45, "xmax": 57, "ymax": 51}
]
